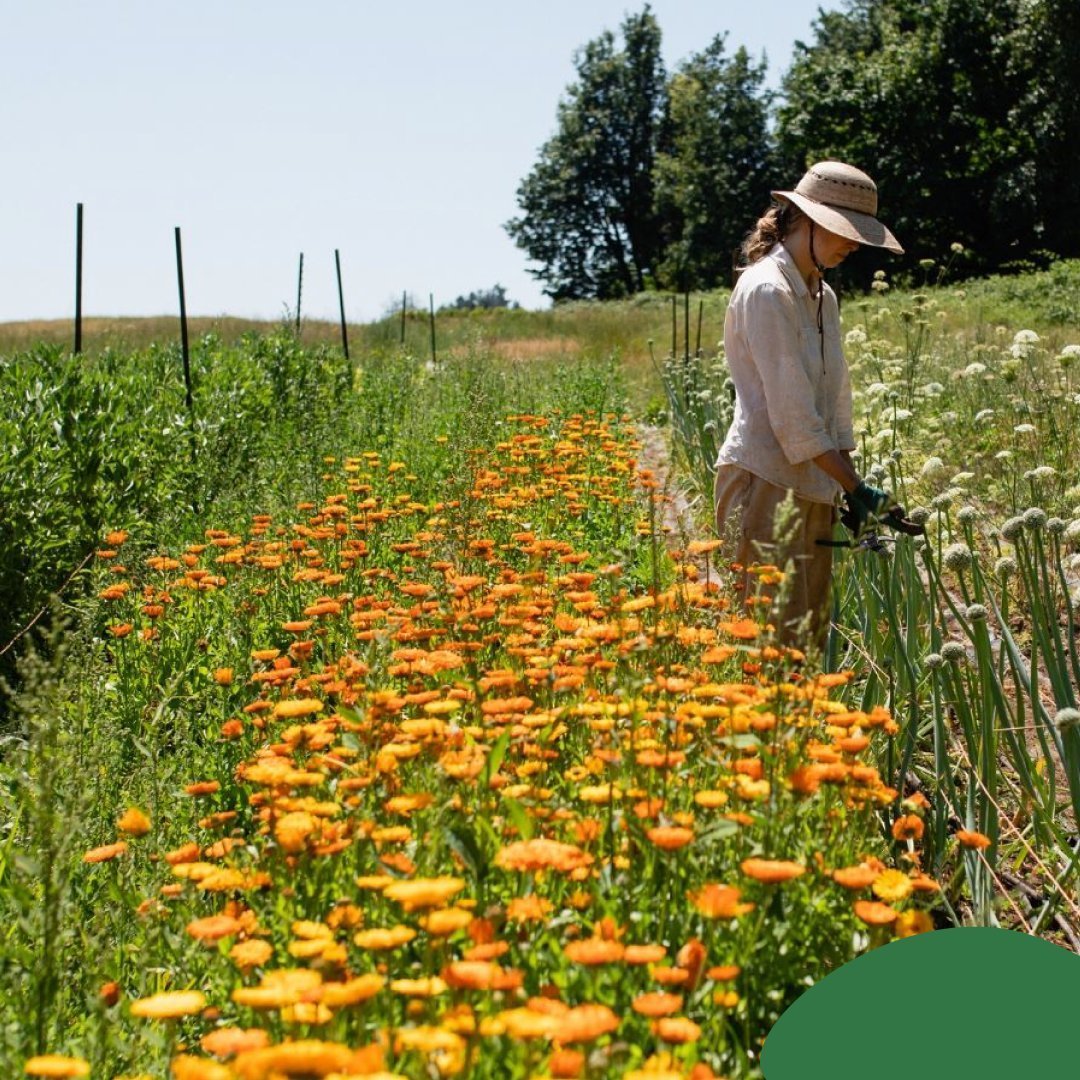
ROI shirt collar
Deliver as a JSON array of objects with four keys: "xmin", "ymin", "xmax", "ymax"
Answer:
[{"xmin": 768, "ymin": 242, "xmax": 811, "ymax": 299}]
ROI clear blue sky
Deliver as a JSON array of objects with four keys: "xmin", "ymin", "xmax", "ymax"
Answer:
[{"xmin": 3, "ymin": 1, "xmax": 840, "ymax": 324}]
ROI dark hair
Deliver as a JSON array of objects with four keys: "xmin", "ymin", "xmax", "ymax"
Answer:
[{"xmin": 740, "ymin": 202, "xmax": 807, "ymax": 266}]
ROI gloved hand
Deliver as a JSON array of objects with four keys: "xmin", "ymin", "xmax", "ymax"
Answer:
[{"xmin": 843, "ymin": 481, "xmax": 891, "ymax": 537}]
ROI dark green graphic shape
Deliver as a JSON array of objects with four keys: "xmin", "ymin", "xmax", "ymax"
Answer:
[{"xmin": 762, "ymin": 928, "xmax": 1080, "ymax": 1079}]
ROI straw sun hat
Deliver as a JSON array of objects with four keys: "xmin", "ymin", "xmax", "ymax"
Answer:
[{"xmin": 772, "ymin": 161, "xmax": 903, "ymax": 254}]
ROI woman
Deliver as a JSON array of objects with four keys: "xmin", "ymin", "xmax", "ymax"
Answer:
[{"xmin": 714, "ymin": 161, "xmax": 903, "ymax": 645}]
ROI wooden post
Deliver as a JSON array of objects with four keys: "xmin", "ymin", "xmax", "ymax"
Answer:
[
  {"xmin": 174, "ymin": 227, "xmax": 193, "ymax": 415},
  {"xmin": 334, "ymin": 249, "xmax": 349, "ymax": 360},
  {"xmin": 73, "ymin": 203, "xmax": 83, "ymax": 355},
  {"xmin": 429, "ymin": 293, "xmax": 437, "ymax": 366},
  {"xmin": 695, "ymin": 298, "xmax": 704, "ymax": 357},
  {"xmin": 400, "ymin": 289, "xmax": 406, "ymax": 345},
  {"xmin": 670, "ymin": 295, "xmax": 676, "ymax": 358},
  {"xmin": 683, "ymin": 291, "xmax": 690, "ymax": 362},
  {"xmin": 295, "ymin": 252, "xmax": 304, "ymax": 334}
]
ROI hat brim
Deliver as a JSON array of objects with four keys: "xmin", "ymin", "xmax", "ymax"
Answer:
[{"xmin": 772, "ymin": 190, "xmax": 904, "ymax": 255}]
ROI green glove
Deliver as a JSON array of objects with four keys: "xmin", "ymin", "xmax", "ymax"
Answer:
[{"xmin": 844, "ymin": 481, "xmax": 891, "ymax": 537}]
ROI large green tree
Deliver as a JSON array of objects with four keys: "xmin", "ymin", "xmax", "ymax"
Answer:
[
  {"xmin": 653, "ymin": 36, "xmax": 773, "ymax": 290},
  {"xmin": 776, "ymin": 0, "xmax": 1080, "ymax": 273},
  {"xmin": 505, "ymin": 7, "xmax": 667, "ymax": 300}
]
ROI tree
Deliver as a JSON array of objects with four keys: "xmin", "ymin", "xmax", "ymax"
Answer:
[
  {"xmin": 444, "ymin": 285, "xmax": 517, "ymax": 311},
  {"xmin": 653, "ymin": 36, "xmax": 774, "ymax": 289},
  {"xmin": 1010, "ymin": 0, "xmax": 1080, "ymax": 260},
  {"xmin": 505, "ymin": 7, "xmax": 667, "ymax": 300},
  {"xmin": 775, "ymin": 0, "xmax": 1080, "ymax": 277}
]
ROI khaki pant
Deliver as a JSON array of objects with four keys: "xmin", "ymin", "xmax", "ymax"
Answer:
[{"xmin": 713, "ymin": 465, "xmax": 836, "ymax": 646}]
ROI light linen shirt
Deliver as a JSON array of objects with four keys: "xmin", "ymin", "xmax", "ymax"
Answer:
[{"xmin": 716, "ymin": 242, "xmax": 855, "ymax": 505}]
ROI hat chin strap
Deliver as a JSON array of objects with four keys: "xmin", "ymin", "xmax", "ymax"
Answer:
[
  {"xmin": 808, "ymin": 220, "xmax": 827, "ymax": 278},
  {"xmin": 809, "ymin": 221, "xmax": 826, "ymax": 375}
]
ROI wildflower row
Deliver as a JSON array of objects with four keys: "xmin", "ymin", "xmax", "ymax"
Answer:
[{"xmin": 78, "ymin": 415, "xmax": 938, "ymax": 1080}]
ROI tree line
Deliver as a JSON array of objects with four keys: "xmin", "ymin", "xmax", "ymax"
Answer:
[{"xmin": 505, "ymin": 0, "xmax": 1080, "ymax": 300}]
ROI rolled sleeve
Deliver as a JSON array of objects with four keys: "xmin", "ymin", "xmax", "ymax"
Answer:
[
  {"xmin": 742, "ymin": 283, "xmax": 835, "ymax": 465},
  {"xmin": 835, "ymin": 361, "xmax": 855, "ymax": 451}
]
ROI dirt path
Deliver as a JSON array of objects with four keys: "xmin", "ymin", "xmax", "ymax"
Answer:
[{"xmin": 635, "ymin": 423, "xmax": 705, "ymax": 542}]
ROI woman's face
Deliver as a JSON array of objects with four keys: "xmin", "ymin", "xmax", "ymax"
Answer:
[{"xmin": 812, "ymin": 225, "xmax": 860, "ymax": 268}]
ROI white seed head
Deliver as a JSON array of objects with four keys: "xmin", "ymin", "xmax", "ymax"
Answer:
[
  {"xmin": 1054, "ymin": 708, "xmax": 1080, "ymax": 733},
  {"xmin": 941, "ymin": 642, "xmax": 967, "ymax": 663},
  {"xmin": 1022, "ymin": 507, "xmax": 1048, "ymax": 530},
  {"xmin": 1000, "ymin": 516, "xmax": 1024, "ymax": 540},
  {"xmin": 965, "ymin": 604, "xmax": 988, "ymax": 621},
  {"xmin": 994, "ymin": 556, "xmax": 1017, "ymax": 578},
  {"xmin": 943, "ymin": 544, "xmax": 974, "ymax": 571}
]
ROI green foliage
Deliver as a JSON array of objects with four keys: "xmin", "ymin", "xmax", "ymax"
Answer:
[
  {"xmin": 442, "ymin": 284, "xmax": 517, "ymax": 311},
  {"xmin": 509, "ymin": 0, "xmax": 1080, "ymax": 299},
  {"xmin": 653, "ymin": 37, "xmax": 774, "ymax": 290},
  {"xmin": 505, "ymin": 7, "xmax": 668, "ymax": 300},
  {"xmin": 0, "ymin": 332, "xmax": 351, "ymax": 719},
  {"xmin": 776, "ymin": 0, "xmax": 1080, "ymax": 278}
]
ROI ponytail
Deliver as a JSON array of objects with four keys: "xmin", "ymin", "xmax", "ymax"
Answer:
[{"xmin": 740, "ymin": 202, "xmax": 806, "ymax": 267}]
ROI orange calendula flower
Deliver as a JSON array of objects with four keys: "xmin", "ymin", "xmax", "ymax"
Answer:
[
  {"xmin": 200, "ymin": 1027, "xmax": 271, "ymax": 1057},
  {"xmin": 506, "ymin": 895, "xmax": 553, "ymax": 923},
  {"xmin": 956, "ymin": 829, "xmax": 992, "ymax": 850},
  {"xmin": 891, "ymin": 814, "xmax": 925, "ymax": 841},
  {"xmin": 389, "ymin": 976, "xmax": 448, "ymax": 998},
  {"xmin": 170, "ymin": 1054, "xmax": 237, "ymax": 1078},
  {"xmin": 187, "ymin": 914, "xmax": 243, "ymax": 942},
  {"xmin": 442, "ymin": 960, "xmax": 523, "ymax": 991},
  {"xmin": 231, "ymin": 1040, "xmax": 372, "ymax": 1078},
  {"xmin": 353, "ymin": 925, "xmax": 416, "ymax": 951},
  {"xmin": 116, "ymin": 807, "xmax": 151, "ymax": 836},
  {"xmin": 274, "ymin": 811, "xmax": 317, "ymax": 853},
  {"xmin": 82, "ymin": 841, "xmax": 128, "ymax": 864},
  {"xmin": 23, "ymin": 1055, "xmax": 90, "ymax": 1077},
  {"xmin": 129, "ymin": 989, "xmax": 206, "ymax": 1019},
  {"xmin": 494, "ymin": 838, "xmax": 593, "ymax": 873},
  {"xmin": 652, "ymin": 1016, "xmax": 702, "ymax": 1043},
  {"xmin": 689, "ymin": 883, "xmax": 754, "ymax": 919},
  {"xmin": 706, "ymin": 964, "xmax": 741, "ymax": 982},
  {"xmin": 273, "ymin": 698, "xmax": 324, "ymax": 719},
  {"xmin": 558, "ymin": 1004, "xmax": 620, "ymax": 1044},
  {"xmin": 717, "ymin": 618, "xmax": 760, "ymax": 640},
  {"xmin": 185, "ymin": 781, "xmax": 221, "ymax": 796},
  {"xmin": 832, "ymin": 864, "xmax": 879, "ymax": 890},
  {"xmin": 645, "ymin": 826, "xmax": 694, "ymax": 851},
  {"xmin": 213, "ymin": 668, "xmax": 234, "ymax": 686},
  {"xmin": 549, "ymin": 1049, "xmax": 586, "ymax": 1078},
  {"xmin": 228, "ymin": 937, "xmax": 272, "ymax": 972},
  {"xmin": 319, "ymin": 973, "xmax": 386, "ymax": 1006},
  {"xmin": 382, "ymin": 876, "xmax": 465, "ymax": 911},
  {"xmin": 624, "ymin": 943, "xmax": 668, "ymax": 965},
  {"xmin": 740, "ymin": 858, "xmax": 805, "ymax": 884},
  {"xmin": 632, "ymin": 992, "xmax": 683, "ymax": 1017},
  {"xmin": 563, "ymin": 939, "xmax": 625, "ymax": 965},
  {"xmin": 853, "ymin": 900, "xmax": 898, "ymax": 926}
]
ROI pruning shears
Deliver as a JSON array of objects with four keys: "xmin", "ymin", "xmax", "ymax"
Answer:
[{"xmin": 818, "ymin": 504, "xmax": 926, "ymax": 552}]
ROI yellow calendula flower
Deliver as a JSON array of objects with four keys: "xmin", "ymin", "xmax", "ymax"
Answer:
[
  {"xmin": 129, "ymin": 990, "xmax": 206, "ymax": 1019},
  {"xmin": 895, "ymin": 909, "xmax": 935, "ymax": 937},
  {"xmin": 23, "ymin": 1055, "xmax": 91, "ymax": 1078},
  {"xmin": 872, "ymin": 868, "xmax": 914, "ymax": 903}
]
